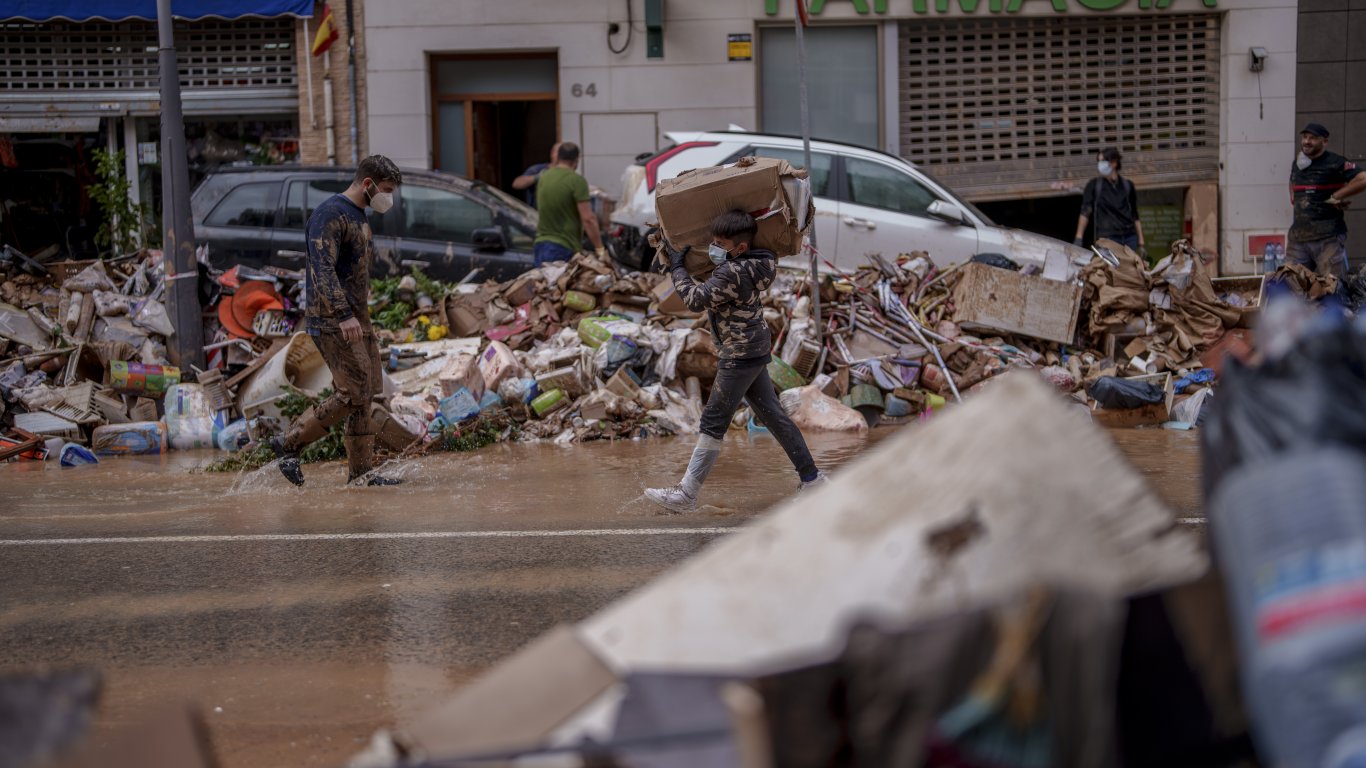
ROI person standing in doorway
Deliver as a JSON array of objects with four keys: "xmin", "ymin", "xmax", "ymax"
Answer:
[
  {"xmin": 532, "ymin": 142, "xmax": 605, "ymax": 266},
  {"xmin": 1287, "ymin": 123, "xmax": 1366, "ymax": 279},
  {"xmin": 270, "ymin": 155, "xmax": 403, "ymax": 488},
  {"xmin": 645, "ymin": 210, "xmax": 827, "ymax": 514},
  {"xmin": 1074, "ymin": 148, "xmax": 1146, "ymax": 260},
  {"xmin": 511, "ymin": 141, "xmax": 561, "ymax": 209}
]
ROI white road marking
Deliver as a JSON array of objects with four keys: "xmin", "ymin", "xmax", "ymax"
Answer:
[
  {"xmin": 0, "ymin": 528, "xmax": 738, "ymax": 547},
  {"xmin": 1177, "ymin": 518, "xmax": 1207, "ymax": 525}
]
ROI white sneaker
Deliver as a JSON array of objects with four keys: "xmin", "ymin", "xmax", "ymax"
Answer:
[
  {"xmin": 797, "ymin": 472, "xmax": 830, "ymax": 492},
  {"xmin": 645, "ymin": 484, "xmax": 698, "ymax": 513}
]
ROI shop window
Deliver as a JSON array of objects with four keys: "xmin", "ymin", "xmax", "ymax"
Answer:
[
  {"xmin": 760, "ymin": 26, "xmax": 879, "ymax": 149},
  {"xmin": 401, "ymin": 185, "xmax": 494, "ymax": 243},
  {"xmin": 283, "ymin": 179, "xmax": 350, "ymax": 230},
  {"xmin": 205, "ymin": 181, "xmax": 280, "ymax": 228},
  {"xmin": 845, "ymin": 158, "xmax": 938, "ymax": 216}
]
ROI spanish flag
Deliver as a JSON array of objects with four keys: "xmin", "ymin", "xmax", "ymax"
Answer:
[{"xmin": 311, "ymin": 3, "xmax": 339, "ymax": 57}]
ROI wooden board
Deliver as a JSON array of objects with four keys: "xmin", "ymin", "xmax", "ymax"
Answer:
[{"xmin": 952, "ymin": 262, "xmax": 1083, "ymax": 344}]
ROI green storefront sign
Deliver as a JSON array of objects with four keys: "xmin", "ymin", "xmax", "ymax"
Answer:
[{"xmin": 765, "ymin": 0, "xmax": 1215, "ymax": 14}]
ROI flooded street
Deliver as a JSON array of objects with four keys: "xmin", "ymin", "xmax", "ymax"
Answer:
[{"xmin": 0, "ymin": 425, "xmax": 1201, "ymax": 767}]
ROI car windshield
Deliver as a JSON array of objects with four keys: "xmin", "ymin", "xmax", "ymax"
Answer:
[
  {"xmin": 908, "ymin": 163, "xmax": 994, "ymax": 226},
  {"xmin": 472, "ymin": 181, "xmax": 538, "ymax": 226}
]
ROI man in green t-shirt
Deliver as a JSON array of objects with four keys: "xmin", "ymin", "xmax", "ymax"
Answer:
[{"xmin": 533, "ymin": 142, "xmax": 604, "ymax": 265}]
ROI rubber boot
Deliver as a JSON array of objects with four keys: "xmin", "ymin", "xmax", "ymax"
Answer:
[
  {"xmin": 269, "ymin": 408, "xmax": 328, "ymax": 487},
  {"xmin": 345, "ymin": 435, "xmax": 402, "ymax": 487},
  {"xmin": 645, "ymin": 435, "xmax": 723, "ymax": 513}
]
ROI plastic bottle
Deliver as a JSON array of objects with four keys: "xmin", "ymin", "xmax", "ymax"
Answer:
[
  {"xmin": 1211, "ymin": 449, "xmax": 1366, "ymax": 768},
  {"xmin": 1263, "ymin": 242, "xmax": 1276, "ymax": 274}
]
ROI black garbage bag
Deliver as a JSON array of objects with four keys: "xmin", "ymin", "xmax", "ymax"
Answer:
[
  {"xmin": 970, "ymin": 252, "xmax": 1021, "ymax": 271},
  {"xmin": 1087, "ymin": 376, "xmax": 1164, "ymax": 410},
  {"xmin": 1200, "ymin": 318, "xmax": 1366, "ymax": 498}
]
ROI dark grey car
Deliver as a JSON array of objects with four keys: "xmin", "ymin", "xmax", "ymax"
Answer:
[{"xmin": 191, "ymin": 167, "xmax": 539, "ymax": 282}]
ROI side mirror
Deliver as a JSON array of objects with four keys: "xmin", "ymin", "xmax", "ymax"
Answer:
[
  {"xmin": 928, "ymin": 200, "xmax": 970, "ymax": 226},
  {"xmin": 472, "ymin": 227, "xmax": 507, "ymax": 251}
]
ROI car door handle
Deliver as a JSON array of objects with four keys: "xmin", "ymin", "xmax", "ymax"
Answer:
[
  {"xmin": 842, "ymin": 217, "xmax": 876, "ymax": 230},
  {"xmin": 276, "ymin": 249, "xmax": 306, "ymax": 262},
  {"xmin": 400, "ymin": 259, "xmax": 427, "ymax": 268}
]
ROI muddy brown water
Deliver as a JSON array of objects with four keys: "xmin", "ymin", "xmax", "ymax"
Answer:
[{"xmin": 0, "ymin": 425, "xmax": 1200, "ymax": 767}]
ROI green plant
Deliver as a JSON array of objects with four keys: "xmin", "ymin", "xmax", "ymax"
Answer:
[
  {"xmin": 89, "ymin": 149, "xmax": 152, "ymax": 256},
  {"xmin": 203, "ymin": 388, "xmax": 344, "ymax": 473}
]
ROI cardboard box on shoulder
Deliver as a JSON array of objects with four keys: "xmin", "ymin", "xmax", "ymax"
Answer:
[{"xmin": 654, "ymin": 156, "xmax": 813, "ymax": 276}]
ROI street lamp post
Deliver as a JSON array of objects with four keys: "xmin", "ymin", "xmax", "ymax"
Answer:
[{"xmin": 156, "ymin": 0, "xmax": 205, "ymax": 370}]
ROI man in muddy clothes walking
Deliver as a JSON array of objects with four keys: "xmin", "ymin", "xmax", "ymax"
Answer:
[{"xmin": 271, "ymin": 155, "xmax": 403, "ymax": 487}]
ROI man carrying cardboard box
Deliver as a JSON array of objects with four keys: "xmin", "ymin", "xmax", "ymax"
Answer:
[{"xmin": 645, "ymin": 210, "xmax": 827, "ymax": 513}]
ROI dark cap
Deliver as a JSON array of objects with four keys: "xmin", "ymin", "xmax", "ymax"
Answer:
[{"xmin": 1301, "ymin": 122, "xmax": 1330, "ymax": 138}]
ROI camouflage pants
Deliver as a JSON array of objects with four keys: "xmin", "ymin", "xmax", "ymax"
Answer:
[{"xmin": 311, "ymin": 329, "xmax": 380, "ymax": 437}]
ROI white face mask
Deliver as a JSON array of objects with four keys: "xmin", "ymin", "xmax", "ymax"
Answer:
[
  {"xmin": 1097, "ymin": 161, "xmax": 1114, "ymax": 177},
  {"xmin": 365, "ymin": 182, "xmax": 394, "ymax": 214},
  {"xmin": 708, "ymin": 243, "xmax": 730, "ymax": 266},
  {"xmin": 1296, "ymin": 152, "xmax": 1313, "ymax": 171}
]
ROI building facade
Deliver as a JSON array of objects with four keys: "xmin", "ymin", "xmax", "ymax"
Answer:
[
  {"xmin": 0, "ymin": 1, "xmax": 367, "ymax": 257},
  {"xmin": 364, "ymin": 0, "xmax": 1298, "ymax": 275}
]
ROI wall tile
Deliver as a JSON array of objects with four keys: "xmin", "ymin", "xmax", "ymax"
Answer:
[
  {"xmin": 1297, "ymin": 11, "xmax": 1349, "ymax": 63},
  {"xmin": 1296, "ymin": 63, "xmax": 1347, "ymax": 112}
]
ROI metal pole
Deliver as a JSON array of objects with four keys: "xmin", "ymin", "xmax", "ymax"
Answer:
[
  {"xmin": 156, "ymin": 0, "xmax": 204, "ymax": 369},
  {"xmin": 303, "ymin": 15, "xmax": 317, "ymax": 129},
  {"xmin": 345, "ymin": 0, "xmax": 360, "ymax": 163},
  {"xmin": 794, "ymin": 3, "xmax": 823, "ymax": 342}
]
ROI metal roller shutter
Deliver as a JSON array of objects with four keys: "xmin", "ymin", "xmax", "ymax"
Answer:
[
  {"xmin": 0, "ymin": 18, "xmax": 298, "ymax": 116},
  {"xmin": 899, "ymin": 14, "xmax": 1221, "ymax": 201}
]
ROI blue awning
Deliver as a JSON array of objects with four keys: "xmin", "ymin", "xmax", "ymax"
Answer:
[{"xmin": 1, "ymin": 0, "xmax": 314, "ymax": 22}]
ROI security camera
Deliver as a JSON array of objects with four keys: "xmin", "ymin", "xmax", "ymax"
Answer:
[{"xmin": 1250, "ymin": 47, "xmax": 1268, "ymax": 72}]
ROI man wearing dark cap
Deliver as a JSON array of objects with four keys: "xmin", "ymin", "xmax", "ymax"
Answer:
[{"xmin": 1288, "ymin": 123, "xmax": 1366, "ymax": 278}]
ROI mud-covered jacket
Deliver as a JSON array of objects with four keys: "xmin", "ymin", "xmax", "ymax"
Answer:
[
  {"xmin": 1291, "ymin": 150, "xmax": 1362, "ymax": 241},
  {"xmin": 670, "ymin": 249, "xmax": 776, "ymax": 364},
  {"xmin": 305, "ymin": 194, "xmax": 373, "ymax": 334}
]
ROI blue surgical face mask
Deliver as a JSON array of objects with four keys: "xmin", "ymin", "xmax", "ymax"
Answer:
[
  {"xmin": 708, "ymin": 243, "xmax": 730, "ymax": 265},
  {"xmin": 1097, "ymin": 161, "xmax": 1114, "ymax": 177}
]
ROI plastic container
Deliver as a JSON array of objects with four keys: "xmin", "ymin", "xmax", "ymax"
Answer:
[
  {"xmin": 577, "ymin": 317, "xmax": 640, "ymax": 349},
  {"xmin": 478, "ymin": 389, "xmax": 503, "ymax": 412},
  {"xmin": 237, "ymin": 333, "xmax": 333, "ymax": 419},
  {"xmin": 563, "ymin": 290, "xmax": 597, "ymax": 313},
  {"xmin": 498, "ymin": 376, "xmax": 539, "ymax": 405},
  {"xmin": 531, "ymin": 388, "xmax": 568, "ymax": 418},
  {"xmin": 884, "ymin": 393, "xmax": 912, "ymax": 418},
  {"xmin": 438, "ymin": 388, "xmax": 481, "ymax": 424},
  {"xmin": 849, "ymin": 383, "xmax": 885, "ymax": 411},
  {"xmin": 59, "ymin": 443, "xmax": 99, "ymax": 467},
  {"xmin": 91, "ymin": 421, "xmax": 167, "ymax": 456},
  {"xmin": 108, "ymin": 360, "xmax": 181, "ymax": 397},
  {"xmin": 164, "ymin": 383, "xmax": 229, "ymax": 450},
  {"xmin": 767, "ymin": 357, "xmax": 807, "ymax": 392},
  {"xmin": 216, "ymin": 419, "xmax": 251, "ymax": 452},
  {"xmin": 1211, "ymin": 450, "xmax": 1366, "ymax": 768},
  {"xmin": 478, "ymin": 340, "xmax": 523, "ymax": 391}
]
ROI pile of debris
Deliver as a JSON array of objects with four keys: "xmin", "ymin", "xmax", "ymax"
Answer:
[
  {"xmin": 1, "ymin": 253, "xmax": 185, "ymax": 463},
  {"xmin": 0, "ymin": 230, "xmax": 1304, "ymax": 468}
]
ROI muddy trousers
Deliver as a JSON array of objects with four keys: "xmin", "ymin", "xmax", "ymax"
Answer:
[
  {"xmin": 283, "ymin": 330, "xmax": 380, "ymax": 478},
  {"xmin": 698, "ymin": 360, "xmax": 818, "ymax": 481}
]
